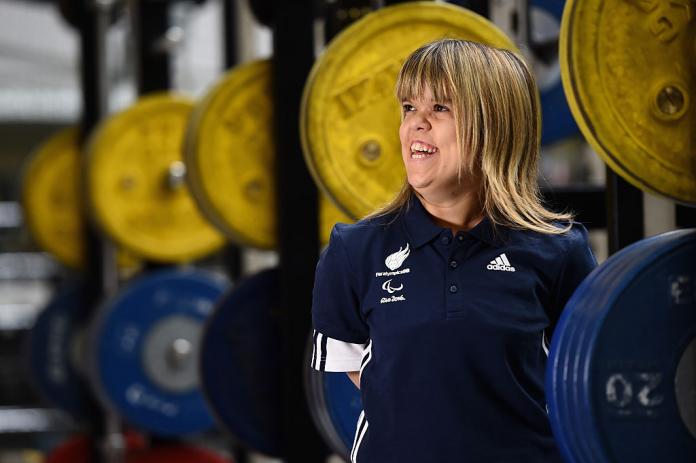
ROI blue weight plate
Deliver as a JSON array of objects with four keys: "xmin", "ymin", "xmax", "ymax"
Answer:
[
  {"xmin": 549, "ymin": 233, "xmax": 680, "ymax": 463},
  {"xmin": 547, "ymin": 291, "xmax": 584, "ymax": 462},
  {"xmin": 553, "ymin": 247, "xmax": 642, "ymax": 463},
  {"xmin": 530, "ymin": 0, "xmax": 579, "ymax": 145},
  {"xmin": 90, "ymin": 269, "xmax": 228, "ymax": 436},
  {"xmin": 26, "ymin": 282, "xmax": 92, "ymax": 421},
  {"xmin": 566, "ymin": 232, "xmax": 693, "ymax": 463},
  {"xmin": 199, "ymin": 268, "xmax": 282, "ymax": 457},
  {"xmin": 305, "ymin": 356, "xmax": 363, "ymax": 460},
  {"xmin": 571, "ymin": 248, "xmax": 647, "ymax": 463},
  {"xmin": 547, "ymin": 229, "xmax": 696, "ymax": 463}
]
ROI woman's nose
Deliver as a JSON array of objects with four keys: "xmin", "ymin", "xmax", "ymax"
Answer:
[{"xmin": 411, "ymin": 113, "xmax": 432, "ymax": 131}]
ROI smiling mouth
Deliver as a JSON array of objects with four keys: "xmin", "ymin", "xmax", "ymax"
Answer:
[{"xmin": 410, "ymin": 141, "xmax": 439, "ymax": 159}]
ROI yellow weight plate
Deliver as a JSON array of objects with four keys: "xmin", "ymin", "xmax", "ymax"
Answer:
[
  {"xmin": 22, "ymin": 128, "xmax": 140, "ymax": 269},
  {"xmin": 560, "ymin": 0, "xmax": 696, "ymax": 204},
  {"xmin": 186, "ymin": 60, "xmax": 276, "ymax": 249},
  {"xmin": 186, "ymin": 60, "xmax": 353, "ymax": 249},
  {"xmin": 22, "ymin": 128, "xmax": 83, "ymax": 268},
  {"xmin": 87, "ymin": 93, "xmax": 225, "ymax": 263},
  {"xmin": 301, "ymin": 2, "xmax": 518, "ymax": 219}
]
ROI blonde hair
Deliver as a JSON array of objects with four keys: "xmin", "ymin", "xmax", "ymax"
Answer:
[{"xmin": 371, "ymin": 39, "xmax": 572, "ymax": 234}]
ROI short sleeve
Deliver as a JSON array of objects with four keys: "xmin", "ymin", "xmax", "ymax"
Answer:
[
  {"xmin": 547, "ymin": 224, "xmax": 597, "ymax": 340},
  {"xmin": 310, "ymin": 226, "xmax": 369, "ymax": 372}
]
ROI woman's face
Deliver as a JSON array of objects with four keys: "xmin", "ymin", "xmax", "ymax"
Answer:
[{"xmin": 399, "ymin": 87, "xmax": 464, "ymax": 200}]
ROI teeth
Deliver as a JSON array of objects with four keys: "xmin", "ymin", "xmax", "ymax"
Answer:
[{"xmin": 410, "ymin": 142, "xmax": 438, "ymax": 154}]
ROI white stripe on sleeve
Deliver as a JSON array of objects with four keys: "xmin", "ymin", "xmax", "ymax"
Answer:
[
  {"xmin": 310, "ymin": 331, "xmax": 367, "ymax": 372},
  {"xmin": 359, "ymin": 341, "xmax": 373, "ymax": 382}
]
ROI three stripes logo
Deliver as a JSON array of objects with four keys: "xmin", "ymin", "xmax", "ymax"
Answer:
[{"xmin": 487, "ymin": 253, "xmax": 516, "ymax": 272}]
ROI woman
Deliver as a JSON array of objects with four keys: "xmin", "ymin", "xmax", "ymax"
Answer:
[{"xmin": 310, "ymin": 39, "xmax": 596, "ymax": 463}]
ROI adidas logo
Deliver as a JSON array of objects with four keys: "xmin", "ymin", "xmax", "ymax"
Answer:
[{"xmin": 487, "ymin": 253, "xmax": 516, "ymax": 272}]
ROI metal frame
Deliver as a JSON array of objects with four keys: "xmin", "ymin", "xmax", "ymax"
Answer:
[
  {"xmin": 676, "ymin": 204, "xmax": 696, "ymax": 228},
  {"xmin": 78, "ymin": 0, "xmax": 178, "ymax": 459},
  {"xmin": 605, "ymin": 168, "xmax": 644, "ymax": 255},
  {"xmin": 220, "ymin": 0, "xmax": 243, "ymax": 282},
  {"xmin": 542, "ymin": 186, "xmax": 606, "ymax": 229},
  {"xmin": 272, "ymin": 1, "xmax": 328, "ymax": 461},
  {"xmin": 221, "ymin": 3, "xmax": 245, "ymax": 461},
  {"xmin": 78, "ymin": 0, "xmax": 121, "ymax": 460},
  {"xmin": 133, "ymin": 0, "xmax": 173, "ymax": 94}
]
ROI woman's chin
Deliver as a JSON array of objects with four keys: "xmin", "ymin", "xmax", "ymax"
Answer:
[
  {"xmin": 409, "ymin": 182, "xmax": 440, "ymax": 199},
  {"xmin": 407, "ymin": 177, "xmax": 431, "ymax": 192},
  {"xmin": 410, "ymin": 181, "xmax": 473, "ymax": 203}
]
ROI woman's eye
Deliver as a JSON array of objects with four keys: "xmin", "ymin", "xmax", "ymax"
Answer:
[
  {"xmin": 434, "ymin": 104, "xmax": 449, "ymax": 112},
  {"xmin": 402, "ymin": 104, "xmax": 415, "ymax": 113}
]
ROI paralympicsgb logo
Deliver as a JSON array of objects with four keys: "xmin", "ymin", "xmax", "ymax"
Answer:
[
  {"xmin": 385, "ymin": 243, "xmax": 410, "ymax": 270},
  {"xmin": 377, "ymin": 243, "xmax": 410, "ymax": 304},
  {"xmin": 375, "ymin": 243, "xmax": 411, "ymax": 277}
]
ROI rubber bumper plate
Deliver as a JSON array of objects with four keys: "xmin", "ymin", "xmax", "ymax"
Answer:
[
  {"xmin": 185, "ymin": 59, "xmax": 353, "ymax": 248},
  {"xmin": 26, "ymin": 281, "xmax": 92, "ymax": 421},
  {"xmin": 87, "ymin": 93, "xmax": 224, "ymax": 262},
  {"xmin": 560, "ymin": 0, "xmax": 696, "ymax": 204},
  {"xmin": 200, "ymin": 268, "xmax": 283, "ymax": 457},
  {"xmin": 547, "ymin": 229, "xmax": 696, "ymax": 463},
  {"xmin": 90, "ymin": 269, "xmax": 228, "ymax": 436},
  {"xmin": 126, "ymin": 445, "xmax": 231, "ymax": 463},
  {"xmin": 45, "ymin": 432, "xmax": 146, "ymax": 463}
]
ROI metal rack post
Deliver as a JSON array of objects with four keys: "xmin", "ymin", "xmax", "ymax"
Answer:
[
  {"xmin": 221, "ymin": 0, "xmax": 243, "ymax": 282},
  {"xmin": 676, "ymin": 204, "xmax": 696, "ymax": 228},
  {"xmin": 606, "ymin": 168, "xmax": 644, "ymax": 255},
  {"xmin": 78, "ymin": 0, "xmax": 123, "ymax": 461},
  {"xmin": 272, "ymin": 1, "xmax": 327, "ymax": 461},
  {"xmin": 133, "ymin": 0, "xmax": 173, "ymax": 93}
]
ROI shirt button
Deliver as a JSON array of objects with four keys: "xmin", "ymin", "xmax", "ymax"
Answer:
[
  {"xmin": 441, "ymin": 236, "xmax": 451, "ymax": 245},
  {"xmin": 449, "ymin": 284, "xmax": 458, "ymax": 293},
  {"xmin": 457, "ymin": 234, "xmax": 465, "ymax": 242},
  {"xmin": 449, "ymin": 260, "xmax": 458, "ymax": 269}
]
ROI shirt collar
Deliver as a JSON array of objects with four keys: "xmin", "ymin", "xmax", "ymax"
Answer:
[
  {"xmin": 401, "ymin": 193, "xmax": 508, "ymax": 248},
  {"xmin": 469, "ymin": 215, "xmax": 509, "ymax": 247}
]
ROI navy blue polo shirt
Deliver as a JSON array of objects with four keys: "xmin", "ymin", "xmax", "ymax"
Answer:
[{"xmin": 310, "ymin": 195, "xmax": 596, "ymax": 463}]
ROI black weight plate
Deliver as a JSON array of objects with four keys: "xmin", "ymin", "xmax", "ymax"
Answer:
[
  {"xmin": 547, "ymin": 229, "xmax": 696, "ymax": 463},
  {"xmin": 26, "ymin": 281, "xmax": 92, "ymax": 421},
  {"xmin": 199, "ymin": 268, "xmax": 283, "ymax": 457}
]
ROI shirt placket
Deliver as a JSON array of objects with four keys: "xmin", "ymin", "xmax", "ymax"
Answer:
[{"xmin": 435, "ymin": 231, "xmax": 469, "ymax": 315}]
